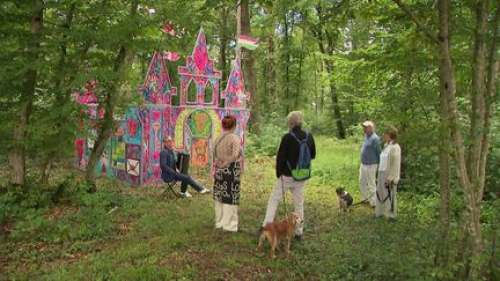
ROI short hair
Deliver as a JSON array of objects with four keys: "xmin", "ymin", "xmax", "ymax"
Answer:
[
  {"xmin": 362, "ymin": 120, "xmax": 375, "ymax": 129},
  {"xmin": 336, "ymin": 187, "xmax": 345, "ymax": 194},
  {"xmin": 287, "ymin": 111, "xmax": 303, "ymax": 128},
  {"xmin": 385, "ymin": 126, "xmax": 398, "ymax": 141},
  {"xmin": 222, "ymin": 115, "xmax": 237, "ymax": 130}
]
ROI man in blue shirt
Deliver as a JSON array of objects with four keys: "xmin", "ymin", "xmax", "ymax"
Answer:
[
  {"xmin": 359, "ymin": 121, "xmax": 381, "ymax": 207},
  {"xmin": 160, "ymin": 137, "xmax": 210, "ymax": 198}
]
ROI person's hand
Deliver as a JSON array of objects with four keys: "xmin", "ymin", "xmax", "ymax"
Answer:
[{"xmin": 385, "ymin": 179, "xmax": 393, "ymax": 186}]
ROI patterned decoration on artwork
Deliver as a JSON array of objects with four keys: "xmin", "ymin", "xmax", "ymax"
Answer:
[
  {"xmin": 191, "ymin": 139, "xmax": 209, "ymax": 167},
  {"xmin": 187, "ymin": 110, "xmax": 212, "ymax": 138},
  {"xmin": 141, "ymin": 52, "xmax": 177, "ymax": 104},
  {"xmin": 75, "ymin": 28, "xmax": 250, "ymax": 186},
  {"xmin": 221, "ymin": 56, "xmax": 249, "ymax": 108},
  {"xmin": 124, "ymin": 108, "xmax": 142, "ymax": 145},
  {"xmin": 126, "ymin": 159, "xmax": 140, "ymax": 176},
  {"xmin": 178, "ymin": 28, "xmax": 221, "ymax": 106}
]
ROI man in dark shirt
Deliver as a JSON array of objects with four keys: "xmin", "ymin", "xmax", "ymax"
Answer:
[
  {"xmin": 261, "ymin": 111, "xmax": 316, "ymax": 240},
  {"xmin": 160, "ymin": 138, "xmax": 210, "ymax": 198}
]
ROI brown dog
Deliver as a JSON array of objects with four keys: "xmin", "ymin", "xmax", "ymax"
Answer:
[{"xmin": 257, "ymin": 212, "xmax": 301, "ymax": 258}]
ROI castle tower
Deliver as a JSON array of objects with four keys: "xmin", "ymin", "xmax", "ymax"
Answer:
[{"xmin": 178, "ymin": 28, "xmax": 222, "ymax": 106}]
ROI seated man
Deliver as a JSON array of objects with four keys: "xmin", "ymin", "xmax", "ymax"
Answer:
[{"xmin": 160, "ymin": 137, "xmax": 210, "ymax": 198}]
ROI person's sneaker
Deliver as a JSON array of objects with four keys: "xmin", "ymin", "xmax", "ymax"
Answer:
[
  {"xmin": 199, "ymin": 188, "xmax": 211, "ymax": 194},
  {"xmin": 180, "ymin": 191, "xmax": 192, "ymax": 198}
]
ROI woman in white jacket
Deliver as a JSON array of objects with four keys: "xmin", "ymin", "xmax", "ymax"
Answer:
[{"xmin": 375, "ymin": 126, "xmax": 401, "ymax": 219}]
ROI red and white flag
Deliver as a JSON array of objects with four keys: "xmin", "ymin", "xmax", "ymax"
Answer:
[{"xmin": 237, "ymin": 34, "xmax": 259, "ymax": 50}]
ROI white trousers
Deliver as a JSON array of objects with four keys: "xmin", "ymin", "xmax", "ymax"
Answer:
[
  {"xmin": 375, "ymin": 171, "xmax": 398, "ymax": 218},
  {"xmin": 262, "ymin": 176, "xmax": 305, "ymax": 235},
  {"xmin": 214, "ymin": 201, "xmax": 238, "ymax": 232},
  {"xmin": 359, "ymin": 164, "xmax": 378, "ymax": 206}
]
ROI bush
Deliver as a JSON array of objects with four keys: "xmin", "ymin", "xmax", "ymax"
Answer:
[{"xmin": 246, "ymin": 113, "xmax": 286, "ymax": 157}]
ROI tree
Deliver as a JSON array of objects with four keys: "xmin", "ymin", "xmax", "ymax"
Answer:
[
  {"xmin": 84, "ymin": 0, "xmax": 140, "ymax": 188},
  {"xmin": 7, "ymin": 0, "xmax": 44, "ymax": 187},
  {"xmin": 309, "ymin": 0, "xmax": 347, "ymax": 139},
  {"xmin": 393, "ymin": 0, "xmax": 500, "ymax": 278},
  {"xmin": 238, "ymin": 0, "xmax": 260, "ymax": 132}
]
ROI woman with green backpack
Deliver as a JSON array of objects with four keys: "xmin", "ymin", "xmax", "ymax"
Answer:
[{"xmin": 260, "ymin": 111, "xmax": 316, "ymax": 240}]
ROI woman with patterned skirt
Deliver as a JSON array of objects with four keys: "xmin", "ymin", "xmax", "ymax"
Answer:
[{"xmin": 213, "ymin": 115, "xmax": 242, "ymax": 232}]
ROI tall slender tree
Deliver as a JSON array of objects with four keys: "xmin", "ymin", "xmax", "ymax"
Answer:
[
  {"xmin": 8, "ymin": 0, "xmax": 44, "ymax": 187},
  {"xmin": 237, "ymin": 0, "xmax": 259, "ymax": 132},
  {"xmin": 393, "ymin": 0, "xmax": 500, "ymax": 278}
]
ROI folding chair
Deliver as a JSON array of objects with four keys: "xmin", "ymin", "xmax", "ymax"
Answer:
[{"xmin": 161, "ymin": 181, "xmax": 181, "ymax": 199}]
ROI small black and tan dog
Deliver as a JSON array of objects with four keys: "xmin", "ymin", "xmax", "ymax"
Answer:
[{"xmin": 336, "ymin": 187, "xmax": 353, "ymax": 213}]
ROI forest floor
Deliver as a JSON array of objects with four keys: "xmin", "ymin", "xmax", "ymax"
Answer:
[{"xmin": 1, "ymin": 137, "xmax": 445, "ymax": 280}]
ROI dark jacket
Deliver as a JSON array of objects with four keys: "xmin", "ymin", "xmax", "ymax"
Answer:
[
  {"xmin": 276, "ymin": 126, "xmax": 316, "ymax": 178},
  {"xmin": 160, "ymin": 148, "xmax": 177, "ymax": 182}
]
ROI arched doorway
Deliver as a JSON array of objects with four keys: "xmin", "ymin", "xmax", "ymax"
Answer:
[{"xmin": 186, "ymin": 110, "xmax": 213, "ymax": 168}]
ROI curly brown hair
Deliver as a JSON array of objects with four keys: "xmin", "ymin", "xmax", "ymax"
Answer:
[
  {"xmin": 221, "ymin": 115, "xmax": 237, "ymax": 130},
  {"xmin": 385, "ymin": 126, "xmax": 398, "ymax": 142}
]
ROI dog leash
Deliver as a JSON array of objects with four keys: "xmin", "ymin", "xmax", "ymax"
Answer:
[
  {"xmin": 280, "ymin": 176, "xmax": 289, "ymax": 216},
  {"xmin": 351, "ymin": 198, "xmax": 369, "ymax": 207},
  {"xmin": 376, "ymin": 181, "xmax": 395, "ymax": 212}
]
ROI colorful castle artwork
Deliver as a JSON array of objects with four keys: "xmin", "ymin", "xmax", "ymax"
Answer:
[{"xmin": 74, "ymin": 29, "xmax": 250, "ymax": 185}]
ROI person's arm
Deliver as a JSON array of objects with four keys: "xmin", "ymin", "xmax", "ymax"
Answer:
[
  {"xmin": 160, "ymin": 151, "xmax": 176, "ymax": 174},
  {"xmin": 160, "ymin": 151, "xmax": 168, "ymax": 171},
  {"xmin": 386, "ymin": 145, "xmax": 402, "ymax": 184},
  {"xmin": 276, "ymin": 135, "xmax": 288, "ymax": 178},
  {"xmin": 172, "ymin": 151, "xmax": 179, "ymax": 172},
  {"xmin": 374, "ymin": 137, "xmax": 382, "ymax": 163},
  {"xmin": 230, "ymin": 135, "xmax": 242, "ymax": 162},
  {"xmin": 309, "ymin": 133, "xmax": 316, "ymax": 160}
]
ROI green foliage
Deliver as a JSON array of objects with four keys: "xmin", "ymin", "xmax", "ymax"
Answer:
[
  {"xmin": 0, "ymin": 0, "xmax": 499, "ymax": 279},
  {"xmin": 246, "ymin": 113, "xmax": 287, "ymax": 157},
  {"xmin": 3, "ymin": 138, "xmax": 497, "ymax": 280}
]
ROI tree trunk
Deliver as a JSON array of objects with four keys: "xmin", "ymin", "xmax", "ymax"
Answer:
[
  {"xmin": 463, "ymin": 1, "xmax": 495, "ymax": 279},
  {"xmin": 40, "ymin": 3, "xmax": 77, "ymax": 185},
  {"xmin": 8, "ymin": 0, "xmax": 44, "ymax": 187},
  {"xmin": 479, "ymin": 1, "xmax": 500, "ymax": 201},
  {"xmin": 267, "ymin": 35, "xmax": 276, "ymax": 110},
  {"xmin": 85, "ymin": 1, "xmax": 139, "ymax": 188},
  {"xmin": 237, "ymin": 0, "xmax": 259, "ymax": 132},
  {"xmin": 435, "ymin": 71, "xmax": 452, "ymax": 270},
  {"xmin": 283, "ymin": 12, "xmax": 291, "ymax": 114},
  {"xmin": 468, "ymin": 0, "xmax": 489, "ymax": 186},
  {"xmin": 295, "ymin": 37, "xmax": 305, "ymax": 110},
  {"xmin": 394, "ymin": 0, "xmax": 497, "ymax": 278},
  {"xmin": 320, "ymin": 62, "xmax": 325, "ymax": 113},
  {"xmin": 437, "ymin": 0, "xmax": 485, "ymax": 279},
  {"xmin": 313, "ymin": 5, "xmax": 346, "ymax": 139},
  {"xmin": 325, "ymin": 61, "xmax": 346, "ymax": 139}
]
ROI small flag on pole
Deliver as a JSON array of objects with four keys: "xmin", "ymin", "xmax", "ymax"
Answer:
[{"xmin": 237, "ymin": 35, "xmax": 259, "ymax": 50}]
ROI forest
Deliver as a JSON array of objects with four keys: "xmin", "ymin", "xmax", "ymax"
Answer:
[{"xmin": 0, "ymin": 0, "xmax": 499, "ymax": 280}]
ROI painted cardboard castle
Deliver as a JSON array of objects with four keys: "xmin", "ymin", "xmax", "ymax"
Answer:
[{"xmin": 74, "ymin": 29, "xmax": 250, "ymax": 185}]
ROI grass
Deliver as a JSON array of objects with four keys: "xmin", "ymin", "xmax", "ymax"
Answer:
[{"xmin": 0, "ymin": 137, "xmax": 447, "ymax": 280}]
